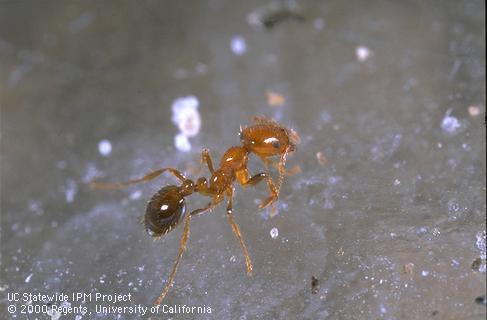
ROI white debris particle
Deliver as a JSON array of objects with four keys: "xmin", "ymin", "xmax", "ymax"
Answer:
[
  {"xmin": 98, "ymin": 139, "xmax": 112, "ymax": 156},
  {"xmin": 328, "ymin": 176, "xmax": 342, "ymax": 185},
  {"xmin": 171, "ymin": 95, "xmax": 201, "ymax": 139},
  {"xmin": 25, "ymin": 273, "xmax": 33, "ymax": 283},
  {"xmin": 447, "ymin": 198, "xmax": 460, "ymax": 213},
  {"xmin": 270, "ymin": 227, "xmax": 279, "ymax": 239},
  {"xmin": 468, "ymin": 105, "xmax": 481, "ymax": 117},
  {"xmin": 65, "ymin": 179, "xmax": 77, "ymax": 203},
  {"xmin": 130, "ymin": 190, "xmax": 142, "ymax": 200},
  {"xmin": 477, "ymin": 231, "xmax": 486, "ymax": 253},
  {"xmin": 230, "ymin": 255, "xmax": 237, "ymax": 263},
  {"xmin": 313, "ymin": 18, "xmax": 325, "ymax": 30},
  {"xmin": 82, "ymin": 163, "xmax": 101, "ymax": 183},
  {"xmin": 393, "ymin": 179, "xmax": 401, "ymax": 186},
  {"xmin": 230, "ymin": 36, "xmax": 247, "ymax": 55},
  {"xmin": 476, "ymin": 230, "xmax": 486, "ymax": 272},
  {"xmin": 421, "ymin": 270, "xmax": 430, "ymax": 277},
  {"xmin": 441, "ymin": 109, "xmax": 461, "ymax": 134},
  {"xmin": 355, "ymin": 46, "xmax": 373, "ymax": 62},
  {"xmin": 56, "ymin": 160, "xmax": 67, "ymax": 169},
  {"xmin": 195, "ymin": 63, "xmax": 208, "ymax": 75},
  {"xmin": 174, "ymin": 133, "xmax": 191, "ymax": 152},
  {"xmin": 28, "ymin": 199, "xmax": 44, "ymax": 215}
]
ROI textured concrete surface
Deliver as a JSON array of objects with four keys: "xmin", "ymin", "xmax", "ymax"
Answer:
[{"xmin": 1, "ymin": 1, "xmax": 485, "ymax": 319}]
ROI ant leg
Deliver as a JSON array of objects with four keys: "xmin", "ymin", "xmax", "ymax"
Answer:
[
  {"xmin": 226, "ymin": 188, "xmax": 253, "ymax": 275},
  {"xmin": 91, "ymin": 168, "xmax": 186, "ymax": 189},
  {"xmin": 189, "ymin": 194, "xmax": 224, "ymax": 216},
  {"xmin": 201, "ymin": 149, "xmax": 215, "ymax": 174},
  {"xmin": 270, "ymin": 161, "xmax": 301, "ymax": 176},
  {"xmin": 237, "ymin": 170, "xmax": 278, "ymax": 209},
  {"xmin": 154, "ymin": 213, "xmax": 191, "ymax": 306}
]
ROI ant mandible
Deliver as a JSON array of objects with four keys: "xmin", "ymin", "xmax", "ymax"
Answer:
[{"xmin": 91, "ymin": 116, "xmax": 299, "ymax": 305}]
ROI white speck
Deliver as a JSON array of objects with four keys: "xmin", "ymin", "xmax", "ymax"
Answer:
[
  {"xmin": 160, "ymin": 204, "xmax": 169, "ymax": 211},
  {"xmin": 82, "ymin": 163, "xmax": 101, "ymax": 183},
  {"xmin": 171, "ymin": 95, "xmax": 201, "ymax": 138},
  {"xmin": 56, "ymin": 160, "xmax": 67, "ymax": 169},
  {"xmin": 323, "ymin": 198, "xmax": 334, "ymax": 209},
  {"xmin": 174, "ymin": 133, "xmax": 191, "ymax": 152},
  {"xmin": 65, "ymin": 179, "xmax": 77, "ymax": 203},
  {"xmin": 270, "ymin": 227, "xmax": 279, "ymax": 239},
  {"xmin": 98, "ymin": 139, "xmax": 112, "ymax": 156},
  {"xmin": 447, "ymin": 198, "xmax": 460, "ymax": 213},
  {"xmin": 28, "ymin": 200, "xmax": 43, "ymax": 215},
  {"xmin": 230, "ymin": 255, "xmax": 236, "ymax": 263},
  {"xmin": 195, "ymin": 63, "xmax": 208, "ymax": 75},
  {"xmin": 328, "ymin": 176, "xmax": 342, "ymax": 184},
  {"xmin": 421, "ymin": 270, "xmax": 430, "ymax": 277},
  {"xmin": 441, "ymin": 108, "xmax": 461, "ymax": 134},
  {"xmin": 468, "ymin": 105, "xmax": 481, "ymax": 117},
  {"xmin": 313, "ymin": 18, "xmax": 325, "ymax": 30},
  {"xmin": 130, "ymin": 190, "xmax": 142, "ymax": 200},
  {"xmin": 230, "ymin": 36, "xmax": 247, "ymax": 56},
  {"xmin": 355, "ymin": 46, "xmax": 373, "ymax": 62},
  {"xmin": 393, "ymin": 179, "xmax": 401, "ymax": 186},
  {"xmin": 25, "ymin": 273, "xmax": 33, "ymax": 283},
  {"xmin": 476, "ymin": 230, "xmax": 486, "ymax": 259}
]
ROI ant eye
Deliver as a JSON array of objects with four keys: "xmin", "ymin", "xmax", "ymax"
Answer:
[{"xmin": 272, "ymin": 141, "xmax": 281, "ymax": 149}]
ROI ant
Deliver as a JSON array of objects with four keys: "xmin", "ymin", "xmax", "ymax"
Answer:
[{"xmin": 91, "ymin": 116, "xmax": 299, "ymax": 305}]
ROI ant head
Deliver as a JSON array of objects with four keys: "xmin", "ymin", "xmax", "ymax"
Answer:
[
  {"xmin": 241, "ymin": 122, "xmax": 299, "ymax": 158},
  {"xmin": 144, "ymin": 186, "xmax": 187, "ymax": 237}
]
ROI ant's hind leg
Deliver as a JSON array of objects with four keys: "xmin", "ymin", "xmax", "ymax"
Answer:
[
  {"xmin": 154, "ymin": 214, "xmax": 192, "ymax": 306},
  {"xmin": 91, "ymin": 168, "xmax": 186, "ymax": 189},
  {"xmin": 225, "ymin": 188, "xmax": 253, "ymax": 275},
  {"xmin": 201, "ymin": 149, "xmax": 215, "ymax": 174}
]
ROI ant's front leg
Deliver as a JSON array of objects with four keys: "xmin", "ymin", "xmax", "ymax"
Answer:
[
  {"xmin": 91, "ymin": 167, "xmax": 186, "ymax": 189},
  {"xmin": 201, "ymin": 149, "xmax": 215, "ymax": 174},
  {"xmin": 225, "ymin": 187, "xmax": 253, "ymax": 275},
  {"xmin": 236, "ymin": 170, "xmax": 278, "ymax": 209}
]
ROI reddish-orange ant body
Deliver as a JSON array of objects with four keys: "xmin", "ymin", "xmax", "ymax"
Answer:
[{"xmin": 91, "ymin": 116, "xmax": 299, "ymax": 305}]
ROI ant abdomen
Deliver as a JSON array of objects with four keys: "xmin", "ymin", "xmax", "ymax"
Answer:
[{"xmin": 144, "ymin": 186, "xmax": 186, "ymax": 237}]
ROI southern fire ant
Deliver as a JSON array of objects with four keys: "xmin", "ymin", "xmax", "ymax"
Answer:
[{"xmin": 91, "ymin": 116, "xmax": 299, "ymax": 305}]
